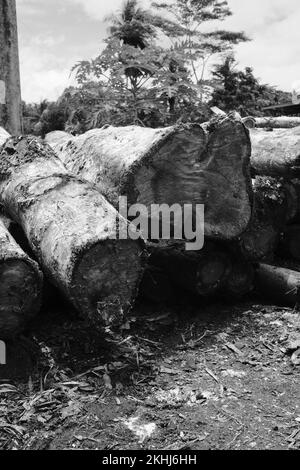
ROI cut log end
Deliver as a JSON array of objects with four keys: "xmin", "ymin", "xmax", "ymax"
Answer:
[
  {"xmin": 134, "ymin": 126, "xmax": 206, "ymax": 207},
  {"xmin": 196, "ymin": 254, "xmax": 229, "ymax": 296},
  {"xmin": 240, "ymin": 224, "xmax": 279, "ymax": 261},
  {"xmin": 0, "ymin": 259, "xmax": 42, "ymax": 338},
  {"xmin": 135, "ymin": 120, "xmax": 252, "ymax": 240},
  {"xmin": 139, "ymin": 266, "xmax": 174, "ymax": 304},
  {"xmin": 148, "ymin": 242, "xmax": 231, "ymax": 298},
  {"xmin": 71, "ymin": 239, "xmax": 144, "ymax": 327},
  {"xmin": 203, "ymin": 117, "xmax": 252, "ymax": 239},
  {"xmin": 238, "ymin": 177, "xmax": 291, "ymax": 262},
  {"xmin": 223, "ymin": 260, "xmax": 255, "ymax": 298}
]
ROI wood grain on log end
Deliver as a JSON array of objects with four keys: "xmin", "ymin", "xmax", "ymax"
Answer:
[
  {"xmin": 223, "ymin": 259, "xmax": 255, "ymax": 298},
  {"xmin": 202, "ymin": 115, "xmax": 252, "ymax": 239},
  {"xmin": 71, "ymin": 239, "xmax": 144, "ymax": 326}
]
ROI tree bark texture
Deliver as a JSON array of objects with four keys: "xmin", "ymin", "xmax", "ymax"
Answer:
[{"xmin": 0, "ymin": 136, "xmax": 145, "ymax": 328}]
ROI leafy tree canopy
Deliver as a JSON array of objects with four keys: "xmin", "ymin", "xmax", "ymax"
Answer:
[
  {"xmin": 210, "ymin": 55, "xmax": 291, "ymax": 116},
  {"xmin": 22, "ymin": 0, "xmax": 290, "ymax": 134}
]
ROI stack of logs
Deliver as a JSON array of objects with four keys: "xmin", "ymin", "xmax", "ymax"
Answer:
[
  {"xmin": 1, "ymin": 112, "xmax": 300, "ymax": 339},
  {"xmin": 247, "ymin": 120, "xmax": 300, "ymax": 306}
]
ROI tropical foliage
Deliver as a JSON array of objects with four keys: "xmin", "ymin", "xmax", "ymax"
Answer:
[
  {"xmin": 210, "ymin": 56, "xmax": 291, "ymax": 116},
  {"xmin": 22, "ymin": 0, "xmax": 290, "ymax": 134}
]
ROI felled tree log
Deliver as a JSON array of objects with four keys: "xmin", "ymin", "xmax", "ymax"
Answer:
[
  {"xmin": 220, "ymin": 257, "xmax": 255, "ymax": 298},
  {"xmin": 0, "ymin": 211, "xmax": 59, "ymax": 309},
  {"xmin": 254, "ymin": 117, "xmax": 300, "ymax": 129},
  {"xmin": 273, "ymin": 256, "xmax": 300, "ymax": 274},
  {"xmin": 46, "ymin": 113, "xmax": 253, "ymax": 240},
  {"xmin": 0, "ymin": 218, "xmax": 43, "ymax": 338},
  {"xmin": 239, "ymin": 222, "xmax": 278, "ymax": 262},
  {"xmin": 237, "ymin": 177, "xmax": 291, "ymax": 261},
  {"xmin": 279, "ymin": 225, "xmax": 300, "ymax": 262},
  {"xmin": 255, "ymin": 264, "xmax": 300, "ymax": 306},
  {"xmin": 242, "ymin": 117, "xmax": 256, "ymax": 129},
  {"xmin": 0, "ymin": 136, "xmax": 145, "ymax": 328},
  {"xmin": 147, "ymin": 241, "xmax": 232, "ymax": 297},
  {"xmin": 0, "ymin": 210, "xmax": 35, "ymax": 256},
  {"xmin": 139, "ymin": 266, "xmax": 174, "ymax": 304},
  {"xmin": 0, "ymin": 127, "xmax": 10, "ymax": 147},
  {"xmin": 281, "ymin": 179, "xmax": 300, "ymax": 224},
  {"xmin": 250, "ymin": 128, "xmax": 300, "ymax": 178},
  {"xmin": 45, "ymin": 130, "xmax": 73, "ymax": 149}
]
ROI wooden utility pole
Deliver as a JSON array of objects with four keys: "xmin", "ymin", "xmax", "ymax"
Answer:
[{"xmin": 0, "ymin": 0, "xmax": 22, "ymax": 135}]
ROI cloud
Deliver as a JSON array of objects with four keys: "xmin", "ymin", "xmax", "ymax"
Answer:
[
  {"xmin": 16, "ymin": 0, "xmax": 300, "ymax": 101},
  {"xmin": 19, "ymin": 46, "xmax": 76, "ymax": 102},
  {"xmin": 71, "ymin": 0, "xmax": 125, "ymax": 20},
  {"xmin": 21, "ymin": 68, "xmax": 74, "ymax": 103},
  {"xmin": 224, "ymin": 0, "xmax": 300, "ymax": 91},
  {"xmin": 29, "ymin": 35, "xmax": 66, "ymax": 48},
  {"xmin": 17, "ymin": 0, "xmax": 107, "ymax": 102},
  {"xmin": 226, "ymin": 0, "xmax": 299, "ymax": 34}
]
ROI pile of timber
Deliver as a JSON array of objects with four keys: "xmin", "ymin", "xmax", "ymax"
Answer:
[
  {"xmin": 46, "ymin": 114, "xmax": 256, "ymax": 304},
  {"xmin": 247, "ymin": 121, "xmax": 300, "ymax": 306},
  {"xmin": 2, "ymin": 111, "xmax": 300, "ymax": 338}
]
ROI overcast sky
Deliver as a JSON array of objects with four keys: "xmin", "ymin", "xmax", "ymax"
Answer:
[{"xmin": 16, "ymin": 0, "xmax": 300, "ymax": 103}]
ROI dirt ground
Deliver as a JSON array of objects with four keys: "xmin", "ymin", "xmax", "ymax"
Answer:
[{"xmin": 0, "ymin": 294, "xmax": 300, "ymax": 450}]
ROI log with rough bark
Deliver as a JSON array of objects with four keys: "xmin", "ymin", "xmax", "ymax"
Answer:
[
  {"xmin": 255, "ymin": 264, "xmax": 300, "ymax": 306},
  {"xmin": 250, "ymin": 127, "xmax": 300, "ymax": 178},
  {"xmin": 254, "ymin": 117, "xmax": 300, "ymax": 129},
  {"xmin": 46, "ymin": 113, "xmax": 253, "ymax": 240},
  {"xmin": 147, "ymin": 242, "xmax": 232, "ymax": 297},
  {"xmin": 0, "ymin": 136, "xmax": 145, "ymax": 328},
  {"xmin": 0, "ymin": 127, "xmax": 10, "ymax": 147},
  {"xmin": 2, "ymin": 216, "xmax": 34, "ymax": 258},
  {"xmin": 0, "ymin": 218, "xmax": 43, "ymax": 338}
]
